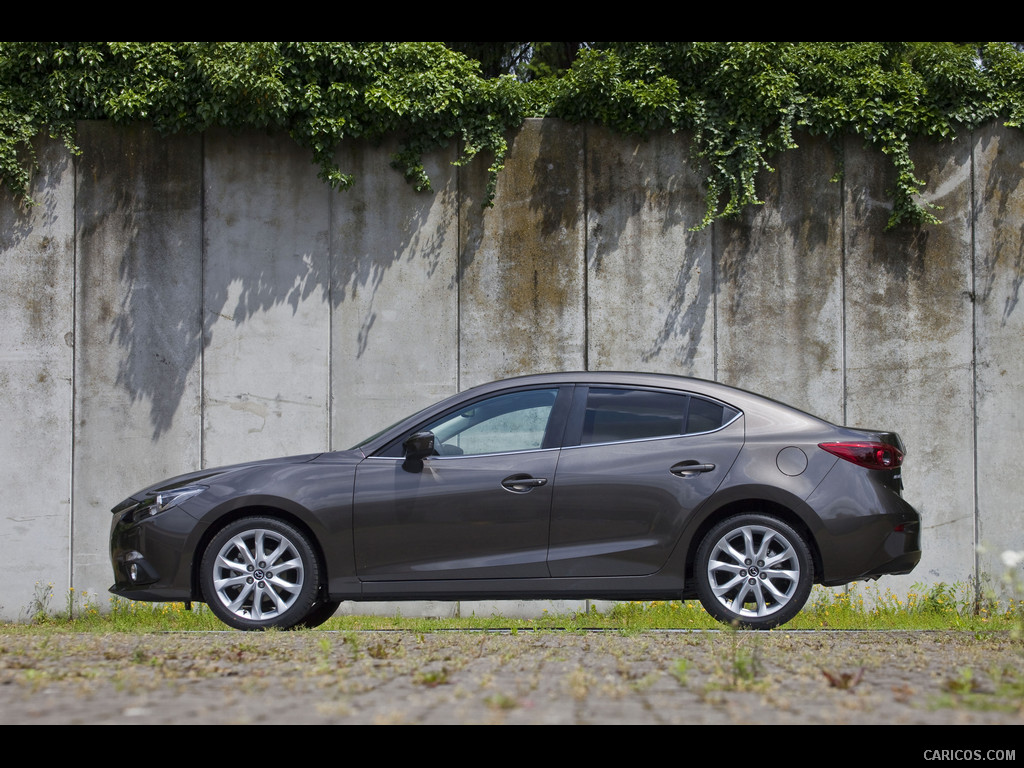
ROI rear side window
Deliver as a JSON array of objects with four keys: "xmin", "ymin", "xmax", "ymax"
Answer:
[
  {"xmin": 688, "ymin": 397, "xmax": 735, "ymax": 434},
  {"xmin": 580, "ymin": 388, "xmax": 738, "ymax": 445}
]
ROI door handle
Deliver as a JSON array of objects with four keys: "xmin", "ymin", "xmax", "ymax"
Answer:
[
  {"xmin": 501, "ymin": 474, "xmax": 549, "ymax": 493},
  {"xmin": 670, "ymin": 461, "xmax": 716, "ymax": 477}
]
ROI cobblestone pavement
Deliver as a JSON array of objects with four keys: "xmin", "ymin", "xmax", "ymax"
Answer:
[{"xmin": 1, "ymin": 630, "xmax": 1022, "ymax": 725}]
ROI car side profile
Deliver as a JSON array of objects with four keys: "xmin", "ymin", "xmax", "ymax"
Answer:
[{"xmin": 109, "ymin": 372, "xmax": 921, "ymax": 629}]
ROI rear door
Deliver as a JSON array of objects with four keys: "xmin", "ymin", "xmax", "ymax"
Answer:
[{"xmin": 547, "ymin": 386, "xmax": 743, "ymax": 577}]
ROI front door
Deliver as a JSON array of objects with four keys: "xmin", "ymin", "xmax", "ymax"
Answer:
[{"xmin": 353, "ymin": 387, "xmax": 564, "ymax": 581}]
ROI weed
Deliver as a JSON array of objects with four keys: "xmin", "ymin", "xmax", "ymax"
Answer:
[
  {"xmin": 704, "ymin": 628, "xmax": 766, "ymax": 691},
  {"xmin": 797, "ymin": 581, "xmax": 1010, "ymax": 630},
  {"xmin": 992, "ymin": 668, "xmax": 1024, "ymax": 704},
  {"xmin": 485, "ymin": 692, "xmax": 518, "ymax": 710},
  {"xmin": 607, "ymin": 600, "xmax": 718, "ymax": 630},
  {"xmin": 566, "ymin": 666, "xmax": 592, "ymax": 700},
  {"xmin": 343, "ymin": 635, "xmax": 367, "ymax": 659},
  {"xmin": 670, "ymin": 658, "xmax": 690, "ymax": 686},
  {"xmin": 730, "ymin": 643, "xmax": 762, "ymax": 687},
  {"xmin": 366, "ymin": 641, "xmax": 392, "ymax": 659},
  {"xmin": 27, "ymin": 582, "xmax": 53, "ymax": 623},
  {"xmin": 932, "ymin": 666, "xmax": 1024, "ymax": 714},
  {"xmin": 909, "ymin": 581, "xmax": 972, "ymax": 615},
  {"xmin": 227, "ymin": 641, "xmax": 259, "ymax": 661},
  {"xmin": 943, "ymin": 667, "xmax": 981, "ymax": 694},
  {"xmin": 313, "ymin": 636, "xmax": 332, "ymax": 670},
  {"xmin": 414, "ymin": 666, "xmax": 449, "ymax": 687}
]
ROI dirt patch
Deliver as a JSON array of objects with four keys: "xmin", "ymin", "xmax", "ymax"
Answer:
[{"xmin": 0, "ymin": 630, "xmax": 1021, "ymax": 725}]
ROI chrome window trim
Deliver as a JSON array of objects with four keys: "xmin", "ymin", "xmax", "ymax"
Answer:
[
  {"xmin": 561, "ymin": 409, "xmax": 742, "ymax": 451},
  {"xmin": 362, "ymin": 446, "xmax": 561, "ymax": 461}
]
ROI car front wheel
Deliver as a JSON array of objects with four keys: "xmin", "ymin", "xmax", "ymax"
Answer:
[
  {"xmin": 695, "ymin": 513, "xmax": 813, "ymax": 629},
  {"xmin": 201, "ymin": 517, "xmax": 321, "ymax": 631}
]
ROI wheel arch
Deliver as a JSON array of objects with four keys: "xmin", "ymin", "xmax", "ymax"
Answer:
[
  {"xmin": 681, "ymin": 495, "xmax": 825, "ymax": 591},
  {"xmin": 190, "ymin": 504, "xmax": 331, "ymax": 603}
]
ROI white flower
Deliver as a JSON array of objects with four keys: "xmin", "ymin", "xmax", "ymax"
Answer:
[{"xmin": 1000, "ymin": 550, "xmax": 1024, "ymax": 569}]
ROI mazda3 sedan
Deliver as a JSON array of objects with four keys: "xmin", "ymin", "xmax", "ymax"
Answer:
[{"xmin": 110, "ymin": 372, "xmax": 921, "ymax": 630}]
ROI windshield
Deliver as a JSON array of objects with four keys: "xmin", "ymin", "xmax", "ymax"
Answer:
[{"xmin": 349, "ymin": 416, "xmax": 407, "ymax": 450}]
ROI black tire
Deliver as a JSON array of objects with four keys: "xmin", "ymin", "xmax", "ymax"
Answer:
[
  {"xmin": 298, "ymin": 599, "xmax": 342, "ymax": 629},
  {"xmin": 200, "ymin": 517, "xmax": 321, "ymax": 631},
  {"xmin": 695, "ymin": 513, "xmax": 813, "ymax": 629}
]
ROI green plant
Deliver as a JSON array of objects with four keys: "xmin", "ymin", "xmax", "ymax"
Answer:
[
  {"xmin": 340, "ymin": 632, "xmax": 359, "ymax": 656},
  {"xmin": 605, "ymin": 600, "xmax": 720, "ymax": 630},
  {"xmin": 3, "ymin": 43, "xmax": 1023, "ymax": 231},
  {"xmin": 670, "ymin": 658, "xmax": 690, "ymax": 686},
  {"xmin": 910, "ymin": 581, "xmax": 969, "ymax": 614},
  {"xmin": 0, "ymin": 42, "xmax": 527, "ymax": 209},
  {"xmin": 547, "ymin": 42, "xmax": 1024, "ymax": 229},
  {"xmin": 943, "ymin": 667, "xmax": 981, "ymax": 694},
  {"xmin": 63, "ymin": 587, "xmax": 99, "ymax": 620},
  {"xmin": 27, "ymin": 582, "xmax": 53, "ymax": 623},
  {"xmin": 366, "ymin": 640, "xmax": 395, "ymax": 659},
  {"xmin": 729, "ymin": 640, "xmax": 763, "ymax": 688},
  {"xmin": 316, "ymin": 635, "xmax": 331, "ymax": 662},
  {"xmin": 933, "ymin": 665, "xmax": 1024, "ymax": 714},
  {"xmin": 798, "ymin": 582, "xmax": 1006, "ymax": 630},
  {"xmin": 414, "ymin": 666, "xmax": 450, "ymax": 687},
  {"xmin": 700, "ymin": 625, "xmax": 767, "ymax": 691},
  {"xmin": 484, "ymin": 692, "xmax": 518, "ymax": 710}
]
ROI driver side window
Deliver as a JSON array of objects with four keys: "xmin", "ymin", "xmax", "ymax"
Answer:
[{"xmin": 424, "ymin": 388, "xmax": 559, "ymax": 456}]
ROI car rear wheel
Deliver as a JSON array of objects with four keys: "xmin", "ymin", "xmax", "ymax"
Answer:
[
  {"xmin": 695, "ymin": 513, "xmax": 813, "ymax": 629},
  {"xmin": 201, "ymin": 517, "xmax": 320, "ymax": 631}
]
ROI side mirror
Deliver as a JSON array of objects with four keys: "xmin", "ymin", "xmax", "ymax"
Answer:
[{"xmin": 403, "ymin": 431, "xmax": 436, "ymax": 461}]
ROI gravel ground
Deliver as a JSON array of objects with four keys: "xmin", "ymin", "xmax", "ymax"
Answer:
[{"xmin": 0, "ymin": 630, "xmax": 1022, "ymax": 725}]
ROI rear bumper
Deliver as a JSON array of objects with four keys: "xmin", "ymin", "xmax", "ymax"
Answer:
[
  {"xmin": 820, "ymin": 518, "xmax": 921, "ymax": 586},
  {"xmin": 806, "ymin": 465, "xmax": 922, "ymax": 586}
]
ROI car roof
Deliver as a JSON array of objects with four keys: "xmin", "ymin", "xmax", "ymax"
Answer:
[{"xmin": 462, "ymin": 371, "xmax": 733, "ymax": 397}]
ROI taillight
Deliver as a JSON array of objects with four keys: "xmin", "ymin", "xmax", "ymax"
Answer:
[{"xmin": 818, "ymin": 441, "xmax": 904, "ymax": 470}]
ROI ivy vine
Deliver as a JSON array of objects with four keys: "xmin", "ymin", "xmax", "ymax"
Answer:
[{"xmin": 2, "ymin": 42, "xmax": 1022, "ymax": 229}]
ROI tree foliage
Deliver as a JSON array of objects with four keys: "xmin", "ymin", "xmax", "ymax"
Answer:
[{"xmin": 2, "ymin": 42, "xmax": 1023, "ymax": 228}]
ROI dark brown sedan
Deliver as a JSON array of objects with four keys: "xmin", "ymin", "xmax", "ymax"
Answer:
[{"xmin": 110, "ymin": 372, "xmax": 921, "ymax": 629}]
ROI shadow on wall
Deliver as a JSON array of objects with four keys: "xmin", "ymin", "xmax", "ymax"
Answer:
[
  {"xmin": 976, "ymin": 128, "xmax": 1024, "ymax": 324},
  {"xmin": 1, "ymin": 137, "xmax": 74, "ymax": 347},
  {"xmin": 582, "ymin": 124, "xmax": 712, "ymax": 370},
  {"xmin": 72, "ymin": 124, "xmax": 456, "ymax": 440}
]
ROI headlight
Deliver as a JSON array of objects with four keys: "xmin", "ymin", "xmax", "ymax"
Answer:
[{"xmin": 135, "ymin": 485, "xmax": 207, "ymax": 520}]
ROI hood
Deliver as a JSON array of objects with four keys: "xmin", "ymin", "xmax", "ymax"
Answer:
[{"xmin": 112, "ymin": 452, "xmax": 324, "ymax": 513}]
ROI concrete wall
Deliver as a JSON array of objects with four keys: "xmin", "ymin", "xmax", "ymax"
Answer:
[{"xmin": 1, "ymin": 119, "xmax": 1021, "ymax": 620}]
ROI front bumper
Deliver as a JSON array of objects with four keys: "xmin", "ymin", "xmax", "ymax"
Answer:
[{"xmin": 109, "ymin": 504, "xmax": 207, "ymax": 602}]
